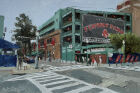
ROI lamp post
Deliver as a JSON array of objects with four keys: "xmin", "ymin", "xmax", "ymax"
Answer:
[
  {"xmin": 122, "ymin": 40, "xmax": 125, "ymax": 65},
  {"xmin": 35, "ymin": 31, "xmax": 39, "ymax": 69}
]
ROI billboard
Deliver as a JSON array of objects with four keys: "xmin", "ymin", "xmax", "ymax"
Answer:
[{"xmin": 82, "ymin": 15, "xmax": 125, "ymax": 43}]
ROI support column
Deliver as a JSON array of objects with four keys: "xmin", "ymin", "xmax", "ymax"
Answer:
[{"xmin": 72, "ymin": 9, "xmax": 76, "ymax": 62}]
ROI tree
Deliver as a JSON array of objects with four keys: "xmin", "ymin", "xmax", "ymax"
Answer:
[
  {"xmin": 12, "ymin": 13, "xmax": 37, "ymax": 56},
  {"xmin": 110, "ymin": 33, "xmax": 140, "ymax": 54}
]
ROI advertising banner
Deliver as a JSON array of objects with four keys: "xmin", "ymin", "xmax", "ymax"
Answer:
[{"xmin": 82, "ymin": 15, "xmax": 125, "ymax": 43}]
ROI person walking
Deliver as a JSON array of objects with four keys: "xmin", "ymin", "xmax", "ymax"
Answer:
[
  {"xmin": 23, "ymin": 57, "xmax": 28, "ymax": 70},
  {"xmin": 91, "ymin": 56, "xmax": 96, "ymax": 66},
  {"xmin": 18, "ymin": 56, "xmax": 22, "ymax": 70},
  {"xmin": 99, "ymin": 56, "xmax": 102, "ymax": 66}
]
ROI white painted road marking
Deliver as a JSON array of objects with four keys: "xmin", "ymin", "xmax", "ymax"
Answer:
[{"xmin": 7, "ymin": 65, "xmax": 118, "ymax": 93}]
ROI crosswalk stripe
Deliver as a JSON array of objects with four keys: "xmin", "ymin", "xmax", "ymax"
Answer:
[
  {"xmin": 49, "ymin": 82, "xmax": 81, "ymax": 90},
  {"xmin": 39, "ymin": 76, "xmax": 65, "ymax": 83},
  {"xmin": 44, "ymin": 79, "xmax": 73, "ymax": 86},
  {"xmin": 63, "ymin": 86, "xmax": 93, "ymax": 93},
  {"xmin": 35, "ymin": 76, "xmax": 62, "ymax": 81},
  {"xmin": 32, "ymin": 74, "xmax": 56, "ymax": 79}
]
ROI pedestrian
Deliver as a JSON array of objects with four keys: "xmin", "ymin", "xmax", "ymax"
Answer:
[
  {"xmin": 99, "ymin": 56, "xmax": 102, "ymax": 66},
  {"xmin": 18, "ymin": 56, "xmax": 23, "ymax": 70},
  {"xmin": 91, "ymin": 56, "xmax": 96, "ymax": 66},
  {"xmin": 23, "ymin": 57, "xmax": 28, "ymax": 70}
]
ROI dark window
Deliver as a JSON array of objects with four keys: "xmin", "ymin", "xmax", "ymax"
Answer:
[
  {"xmin": 88, "ymin": 13, "xmax": 103, "ymax": 17},
  {"xmin": 126, "ymin": 15, "xmax": 130, "ymax": 22},
  {"xmin": 75, "ymin": 12, "xmax": 80, "ymax": 19},
  {"xmin": 63, "ymin": 36, "xmax": 72, "ymax": 43},
  {"xmin": 75, "ymin": 25, "xmax": 80, "ymax": 30},
  {"xmin": 75, "ymin": 35, "xmax": 80, "ymax": 43}
]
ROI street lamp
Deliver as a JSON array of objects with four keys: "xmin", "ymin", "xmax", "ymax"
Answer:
[
  {"xmin": 35, "ymin": 31, "xmax": 39, "ymax": 69},
  {"xmin": 122, "ymin": 40, "xmax": 125, "ymax": 64}
]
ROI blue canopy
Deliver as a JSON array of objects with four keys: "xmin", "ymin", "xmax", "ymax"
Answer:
[{"xmin": 0, "ymin": 39, "xmax": 19, "ymax": 49}]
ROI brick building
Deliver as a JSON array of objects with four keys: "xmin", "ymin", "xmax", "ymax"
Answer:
[{"xmin": 117, "ymin": 0, "xmax": 140, "ymax": 37}]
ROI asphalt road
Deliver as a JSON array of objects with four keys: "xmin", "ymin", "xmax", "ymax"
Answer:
[
  {"xmin": 57, "ymin": 68, "xmax": 140, "ymax": 93},
  {"xmin": 0, "ymin": 70, "xmax": 41, "ymax": 93},
  {"xmin": 1, "ymin": 64, "xmax": 140, "ymax": 93}
]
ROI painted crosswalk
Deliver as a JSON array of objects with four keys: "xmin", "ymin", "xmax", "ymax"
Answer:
[
  {"xmin": 44, "ymin": 65, "xmax": 95, "ymax": 72},
  {"xmin": 7, "ymin": 71, "xmax": 118, "ymax": 93}
]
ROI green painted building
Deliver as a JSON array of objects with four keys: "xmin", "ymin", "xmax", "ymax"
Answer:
[
  {"xmin": 0, "ymin": 15, "xmax": 4, "ymax": 38},
  {"xmin": 39, "ymin": 7, "xmax": 132, "ymax": 62}
]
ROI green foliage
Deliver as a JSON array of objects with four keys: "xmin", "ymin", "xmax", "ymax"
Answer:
[
  {"xmin": 12, "ymin": 13, "xmax": 37, "ymax": 55},
  {"xmin": 110, "ymin": 33, "xmax": 140, "ymax": 54}
]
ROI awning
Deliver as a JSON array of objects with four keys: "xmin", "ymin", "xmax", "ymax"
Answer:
[{"xmin": 0, "ymin": 39, "xmax": 19, "ymax": 49}]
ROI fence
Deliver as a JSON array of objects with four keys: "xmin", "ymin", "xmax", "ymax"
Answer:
[
  {"xmin": 0, "ymin": 55, "xmax": 17, "ymax": 67},
  {"xmin": 109, "ymin": 53, "xmax": 140, "ymax": 64}
]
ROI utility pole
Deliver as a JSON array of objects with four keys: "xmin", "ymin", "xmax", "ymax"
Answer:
[{"xmin": 35, "ymin": 31, "xmax": 39, "ymax": 69}]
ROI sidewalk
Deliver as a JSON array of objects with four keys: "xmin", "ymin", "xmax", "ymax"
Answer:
[{"xmin": 11, "ymin": 63, "xmax": 44, "ymax": 75}]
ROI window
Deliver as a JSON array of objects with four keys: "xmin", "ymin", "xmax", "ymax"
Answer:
[
  {"xmin": 126, "ymin": 15, "xmax": 130, "ymax": 22},
  {"xmin": 75, "ymin": 25, "xmax": 80, "ymax": 30},
  {"xmin": 75, "ymin": 12, "xmax": 80, "ymax": 19},
  {"xmin": 63, "ymin": 36, "xmax": 72, "ymax": 43},
  {"xmin": 75, "ymin": 35, "xmax": 80, "ymax": 43}
]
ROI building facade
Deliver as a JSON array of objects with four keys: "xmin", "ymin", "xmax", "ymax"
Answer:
[
  {"xmin": 38, "ymin": 7, "xmax": 132, "ymax": 63},
  {"xmin": 0, "ymin": 16, "xmax": 4, "ymax": 39},
  {"xmin": 117, "ymin": 0, "xmax": 140, "ymax": 37}
]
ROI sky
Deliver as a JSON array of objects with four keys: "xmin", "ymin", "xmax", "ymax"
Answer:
[{"xmin": 0, "ymin": 0, "xmax": 123, "ymax": 42}]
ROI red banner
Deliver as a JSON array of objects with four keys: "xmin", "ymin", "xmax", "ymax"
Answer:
[
  {"xmin": 115, "ymin": 55, "xmax": 121, "ymax": 63},
  {"xmin": 125, "ymin": 54, "xmax": 131, "ymax": 62},
  {"xmin": 38, "ymin": 43, "xmax": 40, "ymax": 50},
  {"xmin": 33, "ymin": 43, "xmax": 36, "ymax": 51},
  {"xmin": 44, "ymin": 39, "xmax": 47, "ymax": 49},
  {"xmin": 130, "ymin": 56, "xmax": 134, "ymax": 62},
  {"xmin": 135, "ymin": 56, "xmax": 139, "ymax": 62},
  {"xmin": 120, "ymin": 55, "xmax": 123, "ymax": 63},
  {"xmin": 51, "ymin": 37, "xmax": 55, "ymax": 46}
]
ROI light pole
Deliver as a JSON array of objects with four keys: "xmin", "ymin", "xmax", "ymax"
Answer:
[
  {"xmin": 122, "ymin": 40, "xmax": 125, "ymax": 65},
  {"xmin": 35, "ymin": 31, "xmax": 39, "ymax": 69}
]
